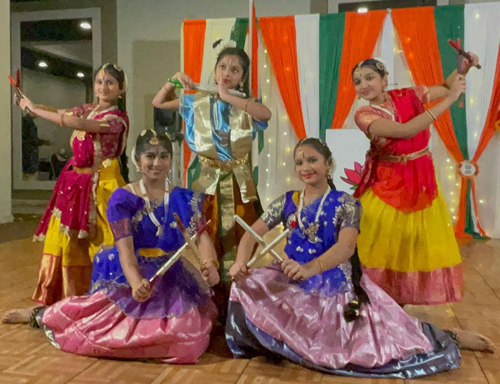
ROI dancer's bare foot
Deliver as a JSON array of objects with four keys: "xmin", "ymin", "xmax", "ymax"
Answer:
[
  {"xmin": 2, "ymin": 307, "xmax": 36, "ymax": 324},
  {"xmin": 453, "ymin": 328, "xmax": 496, "ymax": 353}
]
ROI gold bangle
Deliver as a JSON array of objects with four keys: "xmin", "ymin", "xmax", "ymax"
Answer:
[
  {"xmin": 316, "ymin": 258, "xmax": 324, "ymax": 274},
  {"xmin": 427, "ymin": 109, "xmax": 437, "ymax": 121},
  {"xmin": 244, "ymin": 99, "xmax": 250, "ymax": 113},
  {"xmin": 425, "ymin": 110, "xmax": 436, "ymax": 122}
]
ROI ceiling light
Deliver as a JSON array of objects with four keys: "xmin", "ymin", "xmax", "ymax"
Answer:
[
  {"xmin": 79, "ymin": 21, "xmax": 92, "ymax": 30},
  {"xmin": 38, "ymin": 61, "xmax": 48, "ymax": 68},
  {"xmin": 77, "ymin": 72, "xmax": 85, "ymax": 78},
  {"xmin": 357, "ymin": 7, "xmax": 368, "ymax": 13}
]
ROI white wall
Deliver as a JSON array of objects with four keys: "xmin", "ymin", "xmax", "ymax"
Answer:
[
  {"xmin": 117, "ymin": 0, "xmax": 313, "ymax": 178},
  {"xmin": 0, "ymin": 1, "xmax": 12, "ymax": 223},
  {"xmin": 21, "ymin": 69, "xmax": 86, "ymax": 159}
]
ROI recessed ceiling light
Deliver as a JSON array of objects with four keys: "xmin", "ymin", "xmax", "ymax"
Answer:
[
  {"xmin": 357, "ymin": 7, "xmax": 368, "ymax": 13},
  {"xmin": 38, "ymin": 61, "xmax": 48, "ymax": 68},
  {"xmin": 79, "ymin": 21, "xmax": 92, "ymax": 30},
  {"xmin": 77, "ymin": 72, "xmax": 85, "ymax": 78}
]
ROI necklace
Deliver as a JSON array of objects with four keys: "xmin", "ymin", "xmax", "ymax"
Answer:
[
  {"xmin": 139, "ymin": 178, "xmax": 170, "ymax": 237},
  {"xmin": 297, "ymin": 186, "xmax": 331, "ymax": 243}
]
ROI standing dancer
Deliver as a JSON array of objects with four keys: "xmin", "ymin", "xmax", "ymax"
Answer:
[
  {"xmin": 352, "ymin": 54, "xmax": 479, "ymax": 305},
  {"xmin": 152, "ymin": 44, "xmax": 271, "ymax": 313},
  {"xmin": 3, "ymin": 63, "xmax": 129, "ymax": 323}
]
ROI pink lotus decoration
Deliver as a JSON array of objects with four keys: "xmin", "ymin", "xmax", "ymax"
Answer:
[{"xmin": 340, "ymin": 162, "xmax": 363, "ymax": 190}]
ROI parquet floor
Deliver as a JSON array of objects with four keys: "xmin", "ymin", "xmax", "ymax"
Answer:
[{"xmin": 1, "ymin": 220, "xmax": 499, "ymax": 383}]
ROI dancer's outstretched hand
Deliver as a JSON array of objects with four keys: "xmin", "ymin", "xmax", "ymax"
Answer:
[
  {"xmin": 229, "ymin": 260, "xmax": 251, "ymax": 281},
  {"xmin": 463, "ymin": 52, "xmax": 480, "ymax": 74},
  {"xmin": 171, "ymin": 72, "xmax": 194, "ymax": 90},
  {"xmin": 202, "ymin": 262, "xmax": 220, "ymax": 287},
  {"xmin": 281, "ymin": 259, "xmax": 314, "ymax": 281},
  {"xmin": 132, "ymin": 278, "xmax": 153, "ymax": 302},
  {"xmin": 448, "ymin": 75, "xmax": 466, "ymax": 102}
]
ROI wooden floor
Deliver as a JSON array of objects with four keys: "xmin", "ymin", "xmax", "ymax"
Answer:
[{"xmin": 1, "ymin": 225, "xmax": 499, "ymax": 384}]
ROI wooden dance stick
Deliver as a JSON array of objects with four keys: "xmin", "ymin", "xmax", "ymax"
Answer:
[
  {"xmin": 173, "ymin": 213, "xmax": 203, "ymax": 267},
  {"xmin": 149, "ymin": 220, "xmax": 210, "ymax": 284},
  {"xmin": 168, "ymin": 78, "xmax": 247, "ymax": 98},
  {"xmin": 233, "ymin": 215, "xmax": 284, "ymax": 267},
  {"xmin": 247, "ymin": 228, "xmax": 290, "ymax": 268},
  {"xmin": 448, "ymin": 39, "xmax": 481, "ymax": 69},
  {"xmin": 8, "ymin": 70, "xmax": 32, "ymax": 114}
]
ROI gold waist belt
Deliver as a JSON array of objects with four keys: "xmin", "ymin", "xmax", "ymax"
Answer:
[
  {"xmin": 198, "ymin": 154, "xmax": 249, "ymax": 173},
  {"xmin": 381, "ymin": 147, "xmax": 430, "ymax": 164}
]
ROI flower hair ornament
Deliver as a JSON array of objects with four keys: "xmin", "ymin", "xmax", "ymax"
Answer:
[
  {"xmin": 97, "ymin": 63, "xmax": 128, "ymax": 92},
  {"xmin": 212, "ymin": 38, "xmax": 238, "ymax": 56},
  {"xmin": 373, "ymin": 58, "xmax": 389, "ymax": 76},
  {"xmin": 355, "ymin": 58, "xmax": 389, "ymax": 78}
]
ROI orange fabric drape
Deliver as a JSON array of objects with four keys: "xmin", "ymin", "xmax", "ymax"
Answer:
[
  {"xmin": 182, "ymin": 20, "xmax": 206, "ymax": 186},
  {"xmin": 330, "ymin": 10, "xmax": 387, "ymax": 129},
  {"xmin": 392, "ymin": 7, "xmax": 470, "ymax": 237},
  {"xmin": 259, "ymin": 16, "xmax": 307, "ymax": 140}
]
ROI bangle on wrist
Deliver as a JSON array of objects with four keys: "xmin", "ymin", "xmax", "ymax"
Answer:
[
  {"xmin": 315, "ymin": 258, "xmax": 324, "ymax": 274},
  {"xmin": 425, "ymin": 109, "xmax": 436, "ymax": 122}
]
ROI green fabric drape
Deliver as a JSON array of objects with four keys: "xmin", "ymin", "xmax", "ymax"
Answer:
[{"xmin": 319, "ymin": 13, "xmax": 345, "ymax": 140}]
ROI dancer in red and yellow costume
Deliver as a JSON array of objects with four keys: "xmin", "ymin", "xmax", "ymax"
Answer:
[
  {"xmin": 352, "ymin": 55, "xmax": 478, "ymax": 305},
  {"xmin": 3, "ymin": 63, "xmax": 129, "ymax": 324}
]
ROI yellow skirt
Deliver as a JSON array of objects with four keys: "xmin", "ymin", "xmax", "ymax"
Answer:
[
  {"xmin": 357, "ymin": 188, "xmax": 463, "ymax": 305},
  {"xmin": 32, "ymin": 159, "xmax": 124, "ymax": 305}
]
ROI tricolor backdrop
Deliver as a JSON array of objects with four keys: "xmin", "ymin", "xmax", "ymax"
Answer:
[{"xmin": 181, "ymin": 3, "xmax": 500, "ymax": 238}]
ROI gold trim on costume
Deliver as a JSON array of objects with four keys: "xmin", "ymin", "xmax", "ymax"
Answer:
[{"xmin": 381, "ymin": 147, "xmax": 431, "ymax": 164}]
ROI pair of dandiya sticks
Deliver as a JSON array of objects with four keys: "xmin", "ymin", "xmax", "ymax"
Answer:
[{"xmin": 149, "ymin": 213, "xmax": 287, "ymax": 285}]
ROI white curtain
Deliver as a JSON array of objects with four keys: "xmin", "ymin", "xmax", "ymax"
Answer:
[
  {"xmin": 200, "ymin": 19, "xmax": 236, "ymax": 85},
  {"xmin": 295, "ymin": 14, "xmax": 320, "ymax": 138},
  {"xmin": 465, "ymin": 3, "xmax": 500, "ymax": 237},
  {"xmin": 256, "ymin": 39, "xmax": 301, "ymax": 209}
]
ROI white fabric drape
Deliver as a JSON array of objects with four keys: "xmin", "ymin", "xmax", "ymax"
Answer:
[
  {"xmin": 256, "ymin": 40, "xmax": 300, "ymax": 209},
  {"xmin": 465, "ymin": 3, "xmax": 500, "ymax": 237},
  {"xmin": 200, "ymin": 19, "xmax": 236, "ymax": 85},
  {"xmin": 295, "ymin": 14, "xmax": 320, "ymax": 138}
]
